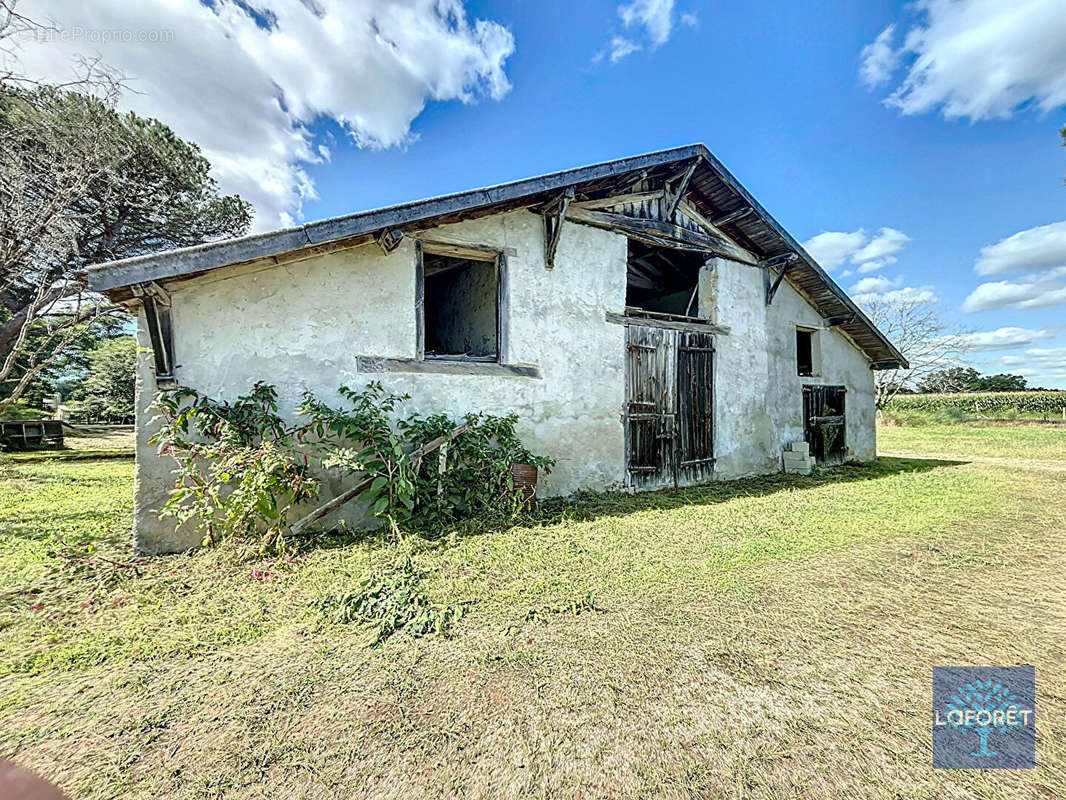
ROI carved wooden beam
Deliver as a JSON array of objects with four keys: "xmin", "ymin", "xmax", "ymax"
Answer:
[
  {"xmin": 542, "ymin": 186, "xmax": 574, "ymax": 269},
  {"xmin": 131, "ymin": 282, "xmax": 176, "ymax": 385},
  {"xmin": 376, "ymin": 228, "xmax": 404, "ymax": 254}
]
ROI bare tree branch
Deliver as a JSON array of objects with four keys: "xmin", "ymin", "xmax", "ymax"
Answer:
[{"xmin": 862, "ymin": 296, "xmax": 969, "ymax": 408}]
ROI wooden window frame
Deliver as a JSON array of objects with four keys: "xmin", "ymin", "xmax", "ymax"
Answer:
[{"xmin": 415, "ymin": 240, "xmax": 508, "ymax": 364}]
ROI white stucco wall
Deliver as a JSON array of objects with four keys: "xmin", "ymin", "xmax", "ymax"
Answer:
[
  {"xmin": 133, "ymin": 210, "xmax": 629, "ymax": 552},
  {"xmin": 132, "ymin": 212, "xmax": 878, "ymax": 553},
  {"xmin": 706, "ymin": 256, "xmax": 877, "ymax": 479}
]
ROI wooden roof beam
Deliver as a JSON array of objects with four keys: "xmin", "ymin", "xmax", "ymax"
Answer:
[
  {"xmin": 662, "ymin": 160, "xmax": 699, "ymax": 220},
  {"xmin": 711, "ymin": 207, "xmax": 753, "ymax": 227}
]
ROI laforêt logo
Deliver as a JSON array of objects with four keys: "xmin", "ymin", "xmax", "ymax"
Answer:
[{"xmin": 932, "ymin": 666, "xmax": 1035, "ymax": 769}]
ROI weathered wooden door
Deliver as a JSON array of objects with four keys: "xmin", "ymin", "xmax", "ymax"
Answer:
[
  {"xmin": 803, "ymin": 385, "xmax": 846, "ymax": 465},
  {"xmin": 677, "ymin": 331, "xmax": 715, "ymax": 485},
  {"xmin": 625, "ymin": 325, "xmax": 714, "ymax": 489}
]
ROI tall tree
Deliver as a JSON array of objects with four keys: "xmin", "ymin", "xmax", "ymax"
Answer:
[
  {"xmin": 0, "ymin": 83, "xmax": 252, "ymax": 413},
  {"xmin": 863, "ymin": 295, "xmax": 967, "ymax": 408}
]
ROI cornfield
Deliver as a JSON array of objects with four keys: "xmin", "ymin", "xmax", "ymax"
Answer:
[{"xmin": 887, "ymin": 391, "xmax": 1066, "ymax": 417}]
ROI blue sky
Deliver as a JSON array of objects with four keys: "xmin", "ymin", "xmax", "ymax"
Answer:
[{"xmin": 21, "ymin": 0, "xmax": 1066, "ymax": 386}]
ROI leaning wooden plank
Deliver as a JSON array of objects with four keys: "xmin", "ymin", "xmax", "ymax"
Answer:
[
  {"xmin": 286, "ymin": 421, "xmax": 471, "ymax": 536},
  {"xmin": 565, "ymin": 207, "xmax": 757, "ymax": 265}
]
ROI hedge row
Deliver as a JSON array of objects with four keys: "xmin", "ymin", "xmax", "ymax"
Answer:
[{"xmin": 887, "ymin": 391, "xmax": 1066, "ymax": 415}]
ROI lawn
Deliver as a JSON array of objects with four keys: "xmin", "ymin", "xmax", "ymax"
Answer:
[
  {"xmin": 1, "ymin": 426, "xmax": 1064, "ymax": 799},
  {"xmin": 879, "ymin": 421, "xmax": 1066, "ymax": 461}
]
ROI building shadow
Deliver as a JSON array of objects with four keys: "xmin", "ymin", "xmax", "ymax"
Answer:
[{"xmin": 306, "ymin": 455, "xmax": 968, "ymax": 552}]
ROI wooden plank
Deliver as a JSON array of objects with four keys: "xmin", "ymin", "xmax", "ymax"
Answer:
[
  {"xmin": 356, "ymin": 356, "xmax": 541, "ymax": 378},
  {"xmin": 565, "ymin": 207, "xmax": 757, "ymax": 265},
  {"xmin": 605, "ymin": 310, "xmax": 730, "ymax": 336},
  {"xmin": 662, "ymin": 160, "xmax": 698, "ymax": 220},
  {"xmin": 419, "ymin": 240, "xmax": 500, "ymax": 261},
  {"xmin": 571, "ymin": 190, "xmax": 664, "ymax": 210},
  {"xmin": 287, "ymin": 421, "xmax": 472, "ymax": 536},
  {"xmin": 496, "ymin": 253, "xmax": 508, "ymax": 363},
  {"xmin": 414, "ymin": 240, "xmax": 425, "ymax": 361}
]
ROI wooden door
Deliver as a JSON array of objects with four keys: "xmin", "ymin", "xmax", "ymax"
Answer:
[
  {"xmin": 677, "ymin": 331, "xmax": 715, "ymax": 485},
  {"xmin": 624, "ymin": 324, "xmax": 677, "ymax": 489},
  {"xmin": 624, "ymin": 325, "xmax": 715, "ymax": 489}
]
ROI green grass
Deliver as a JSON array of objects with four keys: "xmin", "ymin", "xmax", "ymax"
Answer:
[
  {"xmin": 1, "ymin": 424, "xmax": 1064, "ymax": 799},
  {"xmin": 879, "ymin": 421, "xmax": 1066, "ymax": 460}
]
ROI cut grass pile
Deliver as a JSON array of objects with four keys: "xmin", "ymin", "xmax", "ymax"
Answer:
[{"xmin": 1, "ymin": 425, "xmax": 1064, "ymax": 798}]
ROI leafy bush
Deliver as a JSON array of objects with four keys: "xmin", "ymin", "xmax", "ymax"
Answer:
[
  {"xmin": 886, "ymin": 391, "xmax": 1066, "ymax": 419},
  {"xmin": 400, "ymin": 412, "xmax": 554, "ymax": 531},
  {"xmin": 311, "ymin": 556, "xmax": 463, "ymax": 645},
  {"xmin": 150, "ymin": 381, "xmax": 554, "ymax": 552}
]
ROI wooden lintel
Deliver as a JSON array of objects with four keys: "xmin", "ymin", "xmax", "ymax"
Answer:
[
  {"xmin": 605, "ymin": 309, "xmax": 730, "ymax": 336},
  {"xmin": 543, "ymin": 186, "xmax": 574, "ymax": 269},
  {"xmin": 662, "ymin": 160, "xmax": 699, "ymax": 220},
  {"xmin": 565, "ymin": 206, "xmax": 757, "ymax": 265},
  {"xmin": 711, "ymin": 207, "xmax": 753, "ymax": 227}
]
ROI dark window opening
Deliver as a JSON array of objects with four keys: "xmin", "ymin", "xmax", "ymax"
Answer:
[
  {"xmin": 423, "ymin": 251, "xmax": 499, "ymax": 360},
  {"xmin": 796, "ymin": 328, "xmax": 814, "ymax": 376},
  {"xmin": 625, "ymin": 240, "xmax": 706, "ymax": 318}
]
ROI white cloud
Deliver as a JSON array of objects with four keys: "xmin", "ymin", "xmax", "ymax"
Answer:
[
  {"xmin": 802, "ymin": 226, "xmax": 910, "ymax": 272},
  {"xmin": 861, "ymin": 0, "xmax": 1066, "ymax": 121},
  {"xmin": 975, "ymin": 221, "xmax": 1066, "ymax": 276},
  {"xmin": 957, "ymin": 327, "xmax": 1053, "ymax": 351},
  {"xmin": 15, "ymin": 0, "xmax": 514, "ymax": 230},
  {"xmin": 852, "ymin": 227, "xmax": 911, "ymax": 273},
  {"xmin": 859, "ymin": 25, "xmax": 899, "ymax": 88},
  {"xmin": 598, "ymin": 0, "xmax": 693, "ymax": 62},
  {"xmin": 802, "ymin": 230, "xmax": 868, "ymax": 269},
  {"xmin": 995, "ymin": 347, "xmax": 1066, "ymax": 388},
  {"xmin": 602, "ymin": 36, "xmax": 641, "ymax": 63},
  {"xmin": 963, "ymin": 268, "xmax": 1066, "ymax": 312},
  {"xmin": 618, "ymin": 0, "xmax": 675, "ymax": 46},
  {"xmin": 850, "ymin": 276, "xmax": 896, "ymax": 295},
  {"xmin": 853, "ymin": 283, "xmax": 938, "ymax": 307}
]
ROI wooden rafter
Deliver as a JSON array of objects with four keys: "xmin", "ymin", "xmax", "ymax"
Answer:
[
  {"xmin": 711, "ymin": 207, "xmax": 753, "ymax": 227},
  {"xmin": 662, "ymin": 160, "xmax": 698, "ymax": 220}
]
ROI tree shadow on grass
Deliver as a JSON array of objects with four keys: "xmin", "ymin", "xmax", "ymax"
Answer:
[{"xmin": 307, "ymin": 456, "xmax": 968, "ymax": 554}]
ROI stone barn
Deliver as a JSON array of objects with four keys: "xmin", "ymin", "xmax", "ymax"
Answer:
[{"xmin": 88, "ymin": 144, "xmax": 906, "ymax": 553}]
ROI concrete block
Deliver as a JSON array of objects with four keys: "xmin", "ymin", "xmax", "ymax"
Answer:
[
  {"xmin": 788, "ymin": 441, "xmax": 810, "ymax": 456},
  {"xmin": 783, "ymin": 452, "xmax": 812, "ymax": 465},
  {"xmin": 783, "ymin": 460, "xmax": 812, "ymax": 476}
]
